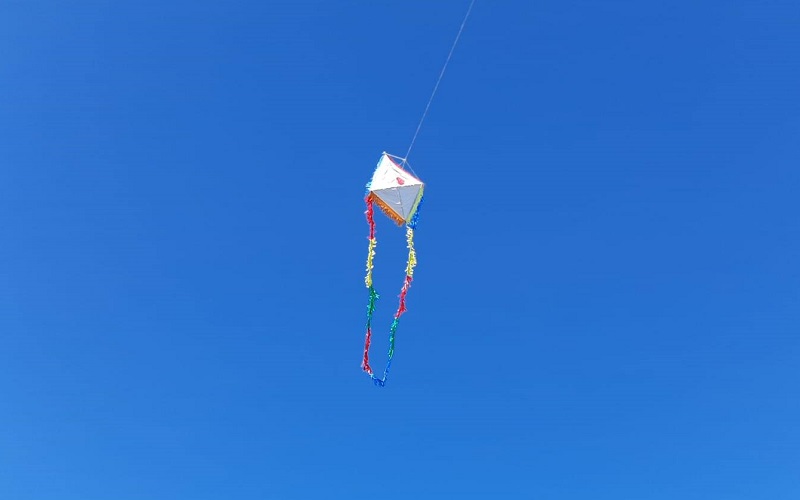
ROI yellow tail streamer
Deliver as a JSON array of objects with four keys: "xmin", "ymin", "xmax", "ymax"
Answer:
[
  {"xmin": 365, "ymin": 238, "xmax": 377, "ymax": 288},
  {"xmin": 405, "ymin": 227, "xmax": 417, "ymax": 277}
]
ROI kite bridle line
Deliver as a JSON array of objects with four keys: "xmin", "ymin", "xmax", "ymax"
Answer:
[
  {"xmin": 361, "ymin": 193, "xmax": 422, "ymax": 387},
  {"xmin": 404, "ymin": 0, "xmax": 477, "ymax": 164},
  {"xmin": 383, "ymin": 151, "xmax": 419, "ymax": 180}
]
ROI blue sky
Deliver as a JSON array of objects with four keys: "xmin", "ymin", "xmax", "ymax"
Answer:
[{"xmin": 2, "ymin": 1, "xmax": 799, "ymax": 498}]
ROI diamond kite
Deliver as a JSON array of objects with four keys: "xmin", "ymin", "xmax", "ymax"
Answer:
[{"xmin": 361, "ymin": 152, "xmax": 424, "ymax": 386}]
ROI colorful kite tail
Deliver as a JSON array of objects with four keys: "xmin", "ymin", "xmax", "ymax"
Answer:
[
  {"xmin": 362, "ymin": 196, "xmax": 378, "ymax": 375},
  {"xmin": 361, "ymin": 195, "xmax": 420, "ymax": 387}
]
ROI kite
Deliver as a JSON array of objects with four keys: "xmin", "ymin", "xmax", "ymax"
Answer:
[
  {"xmin": 358, "ymin": 0, "xmax": 475, "ymax": 386},
  {"xmin": 361, "ymin": 153, "xmax": 424, "ymax": 386}
]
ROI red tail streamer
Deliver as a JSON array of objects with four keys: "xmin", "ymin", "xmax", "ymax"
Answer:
[
  {"xmin": 365, "ymin": 196, "xmax": 375, "ymax": 239},
  {"xmin": 396, "ymin": 276, "xmax": 413, "ymax": 318}
]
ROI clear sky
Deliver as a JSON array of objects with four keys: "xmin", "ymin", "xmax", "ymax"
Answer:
[{"xmin": 2, "ymin": 1, "xmax": 799, "ymax": 498}]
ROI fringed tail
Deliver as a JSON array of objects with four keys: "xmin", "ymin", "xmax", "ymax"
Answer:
[{"xmin": 361, "ymin": 196, "xmax": 421, "ymax": 387}]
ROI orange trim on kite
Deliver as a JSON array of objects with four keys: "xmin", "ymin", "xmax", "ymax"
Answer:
[{"xmin": 368, "ymin": 192, "xmax": 406, "ymax": 226}]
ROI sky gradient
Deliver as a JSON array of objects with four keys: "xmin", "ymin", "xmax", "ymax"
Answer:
[{"xmin": 2, "ymin": 1, "xmax": 799, "ymax": 498}]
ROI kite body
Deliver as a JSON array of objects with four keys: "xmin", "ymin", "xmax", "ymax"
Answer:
[
  {"xmin": 368, "ymin": 153, "xmax": 425, "ymax": 225},
  {"xmin": 362, "ymin": 152, "xmax": 424, "ymax": 386}
]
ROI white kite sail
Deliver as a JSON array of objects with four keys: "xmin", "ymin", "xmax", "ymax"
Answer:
[{"xmin": 367, "ymin": 153, "xmax": 424, "ymax": 225}]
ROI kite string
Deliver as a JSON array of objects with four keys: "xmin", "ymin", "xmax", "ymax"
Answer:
[{"xmin": 404, "ymin": 0, "xmax": 477, "ymax": 163}]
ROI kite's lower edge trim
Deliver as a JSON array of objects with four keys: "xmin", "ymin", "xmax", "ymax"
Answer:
[
  {"xmin": 369, "ymin": 193, "xmax": 406, "ymax": 226},
  {"xmin": 361, "ymin": 196, "xmax": 420, "ymax": 387}
]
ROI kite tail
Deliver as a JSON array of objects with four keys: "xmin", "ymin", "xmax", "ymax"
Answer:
[
  {"xmin": 361, "ymin": 195, "xmax": 423, "ymax": 387},
  {"xmin": 368, "ymin": 225, "xmax": 418, "ymax": 387},
  {"xmin": 362, "ymin": 197, "xmax": 378, "ymax": 375}
]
